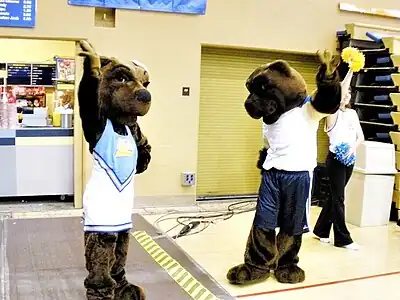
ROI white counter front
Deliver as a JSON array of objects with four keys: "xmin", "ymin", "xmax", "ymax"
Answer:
[{"xmin": 0, "ymin": 128, "xmax": 74, "ymax": 198}]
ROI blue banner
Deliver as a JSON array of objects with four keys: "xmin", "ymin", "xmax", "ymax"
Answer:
[
  {"xmin": 0, "ymin": 0, "xmax": 36, "ymax": 28},
  {"xmin": 68, "ymin": 0, "xmax": 207, "ymax": 15},
  {"xmin": 139, "ymin": 0, "xmax": 172, "ymax": 13},
  {"xmin": 172, "ymin": 0, "xmax": 206, "ymax": 14},
  {"xmin": 106, "ymin": 0, "xmax": 140, "ymax": 10}
]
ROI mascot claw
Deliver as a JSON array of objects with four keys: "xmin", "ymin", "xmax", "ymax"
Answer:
[
  {"xmin": 227, "ymin": 264, "xmax": 271, "ymax": 285},
  {"xmin": 275, "ymin": 265, "xmax": 305, "ymax": 284},
  {"xmin": 78, "ymin": 40, "xmax": 98, "ymax": 59}
]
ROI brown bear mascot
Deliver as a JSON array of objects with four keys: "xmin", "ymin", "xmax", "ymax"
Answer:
[
  {"xmin": 78, "ymin": 40, "xmax": 151, "ymax": 300},
  {"xmin": 227, "ymin": 50, "xmax": 343, "ymax": 285}
]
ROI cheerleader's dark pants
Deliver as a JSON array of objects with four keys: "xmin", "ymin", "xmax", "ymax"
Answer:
[{"xmin": 314, "ymin": 151, "xmax": 354, "ymax": 247}]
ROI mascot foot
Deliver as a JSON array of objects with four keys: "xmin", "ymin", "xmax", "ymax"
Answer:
[
  {"xmin": 227, "ymin": 263, "xmax": 271, "ymax": 285},
  {"xmin": 275, "ymin": 265, "xmax": 305, "ymax": 284},
  {"xmin": 115, "ymin": 281, "xmax": 146, "ymax": 300}
]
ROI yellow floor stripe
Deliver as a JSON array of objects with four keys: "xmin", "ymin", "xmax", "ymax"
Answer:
[{"xmin": 132, "ymin": 231, "xmax": 220, "ymax": 300}]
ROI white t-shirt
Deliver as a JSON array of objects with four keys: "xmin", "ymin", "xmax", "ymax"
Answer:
[
  {"xmin": 262, "ymin": 102, "xmax": 320, "ymax": 172},
  {"xmin": 326, "ymin": 109, "xmax": 359, "ymax": 153}
]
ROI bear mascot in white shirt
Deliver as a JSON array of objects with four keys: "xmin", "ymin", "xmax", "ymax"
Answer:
[
  {"xmin": 227, "ymin": 49, "xmax": 361, "ymax": 286},
  {"xmin": 78, "ymin": 40, "xmax": 151, "ymax": 300}
]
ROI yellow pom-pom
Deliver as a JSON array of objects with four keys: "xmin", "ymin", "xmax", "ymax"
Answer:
[
  {"xmin": 349, "ymin": 53, "xmax": 365, "ymax": 72},
  {"xmin": 341, "ymin": 47, "xmax": 359, "ymax": 63},
  {"xmin": 341, "ymin": 47, "xmax": 365, "ymax": 72}
]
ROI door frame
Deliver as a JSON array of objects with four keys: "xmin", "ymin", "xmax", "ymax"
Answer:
[{"xmin": 0, "ymin": 35, "xmax": 86, "ymax": 209}]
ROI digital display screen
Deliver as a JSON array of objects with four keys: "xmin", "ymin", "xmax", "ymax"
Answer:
[
  {"xmin": 7, "ymin": 63, "xmax": 32, "ymax": 85},
  {"xmin": 31, "ymin": 64, "xmax": 56, "ymax": 86}
]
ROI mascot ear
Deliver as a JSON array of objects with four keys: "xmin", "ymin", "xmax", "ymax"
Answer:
[
  {"xmin": 100, "ymin": 56, "xmax": 116, "ymax": 68},
  {"xmin": 268, "ymin": 60, "xmax": 292, "ymax": 77}
]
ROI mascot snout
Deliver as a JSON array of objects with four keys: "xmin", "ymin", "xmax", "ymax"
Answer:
[
  {"xmin": 244, "ymin": 94, "xmax": 280, "ymax": 122},
  {"xmin": 244, "ymin": 95, "xmax": 263, "ymax": 119}
]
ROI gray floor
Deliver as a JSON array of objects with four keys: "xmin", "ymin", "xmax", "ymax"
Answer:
[{"xmin": 0, "ymin": 214, "xmax": 234, "ymax": 300}]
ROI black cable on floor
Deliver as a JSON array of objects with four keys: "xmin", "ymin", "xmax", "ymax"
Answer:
[{"xmin": 153, "ymin": 199, "xmax": 257, "ymax": 239}]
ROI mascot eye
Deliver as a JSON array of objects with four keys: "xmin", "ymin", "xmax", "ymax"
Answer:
[
  {"xmin": 254, "ymin": 83, "xmax": 268, "ymax": 95},
  {"xmin": 252, "ymin": 76, "xmax": 270, "ymax": 95},
  {"xmin": 119, "ymin": 77, "xmax": 126, "ymax": 83}
]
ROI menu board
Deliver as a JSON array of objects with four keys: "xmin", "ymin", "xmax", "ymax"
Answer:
[
  {"xmin": 7, "ymin": 63, "xmax": 31, "ymax": 85},
  {"xmin": 0, "ymin": 0, "xmax": 36, "ymax": 28},
  {"xmin": 31, "ymin": 64, "xmax": 56, "ymax": 86}
]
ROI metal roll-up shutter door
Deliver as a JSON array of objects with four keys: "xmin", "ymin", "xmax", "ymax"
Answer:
[{"xmin": 197, "ymin": 47, "xmax": 327, "ymax": 197}]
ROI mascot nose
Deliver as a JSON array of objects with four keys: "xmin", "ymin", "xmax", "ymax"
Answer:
[
  {"xmin": 265, "ymin": 100, "xmax": 277, "ymax": 115},
  {"xmin": 135, "ymin": 89, "xmax": 151, "ymax": 103}
]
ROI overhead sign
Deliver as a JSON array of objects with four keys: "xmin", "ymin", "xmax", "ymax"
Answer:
[
  {"xmin": 68, "ymin": 0, "xmax": 207, "ymax": 15},
  {"xmin": 0, "ymin": 0, "xmax": 36, "ymax": 28}
]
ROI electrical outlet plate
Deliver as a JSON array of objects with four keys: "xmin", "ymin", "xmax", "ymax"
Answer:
[{"xmin": 181, "ymin": 172, "xmax": 196, "ymax": 187}]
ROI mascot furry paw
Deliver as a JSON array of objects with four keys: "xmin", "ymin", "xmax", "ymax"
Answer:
[
  {"xmin": 256, "ymin": 148, "xmax": 268, "ymax": 173},
  {"xmin": 227, "ymin": 50, "xmax": 342, "ymax": 286},
  {"xmin": 78, "ymin": 40, "xmax": 151, "ymax": 300}
]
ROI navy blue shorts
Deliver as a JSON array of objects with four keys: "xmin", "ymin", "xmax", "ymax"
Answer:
[{"xmin": 253, "ymin": 168, "xmax": 311, "ymax": 235}]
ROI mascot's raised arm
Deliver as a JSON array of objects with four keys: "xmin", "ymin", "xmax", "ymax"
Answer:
[
  {"xmin": 227, "ymin": 47, "xmax": 364, "ymax": 286},
  {"xmin": 78, "ymin": 40, "xmax": 152, "ymax": 300}
]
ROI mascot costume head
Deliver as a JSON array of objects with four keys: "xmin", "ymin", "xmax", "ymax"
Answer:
[
  {"xmin": 244, "ymin": 60, "xmax": 308, "ymax": 124},
  {"xmin": 96, "ymin": 56, "xmax": 151, "ymax": 124},
  {"xmin": 78, "ymin": 40, "xmax": 152, "ymax": 300},
  {"xmin": 227, "ymin": 48, "xmax": 364, "ymax": 286},
  {"xmin": 245, "ymin": 52, "xmax": 342, "ymax": 125}
]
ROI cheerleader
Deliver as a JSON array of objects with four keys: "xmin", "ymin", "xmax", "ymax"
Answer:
[{"xmin": 313, "ymin": 69, "xmax": 364, "ymax": 250}]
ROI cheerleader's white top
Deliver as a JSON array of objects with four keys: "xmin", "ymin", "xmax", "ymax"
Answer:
[
  {"xmin": 326, "ymin": 109, "xmax": 358, "ymax": 153},
  {"xmin": 262, "ymin": 98, "xmax": 319, "ymax": 172},
  {"xmin": 83, "ymin": 119, "xmax": 137, "ymax": 232}
]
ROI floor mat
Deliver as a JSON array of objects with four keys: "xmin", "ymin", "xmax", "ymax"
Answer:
[{"xmin": 3, "ymin": 214, "xmax": 234, "ymax": 300}]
